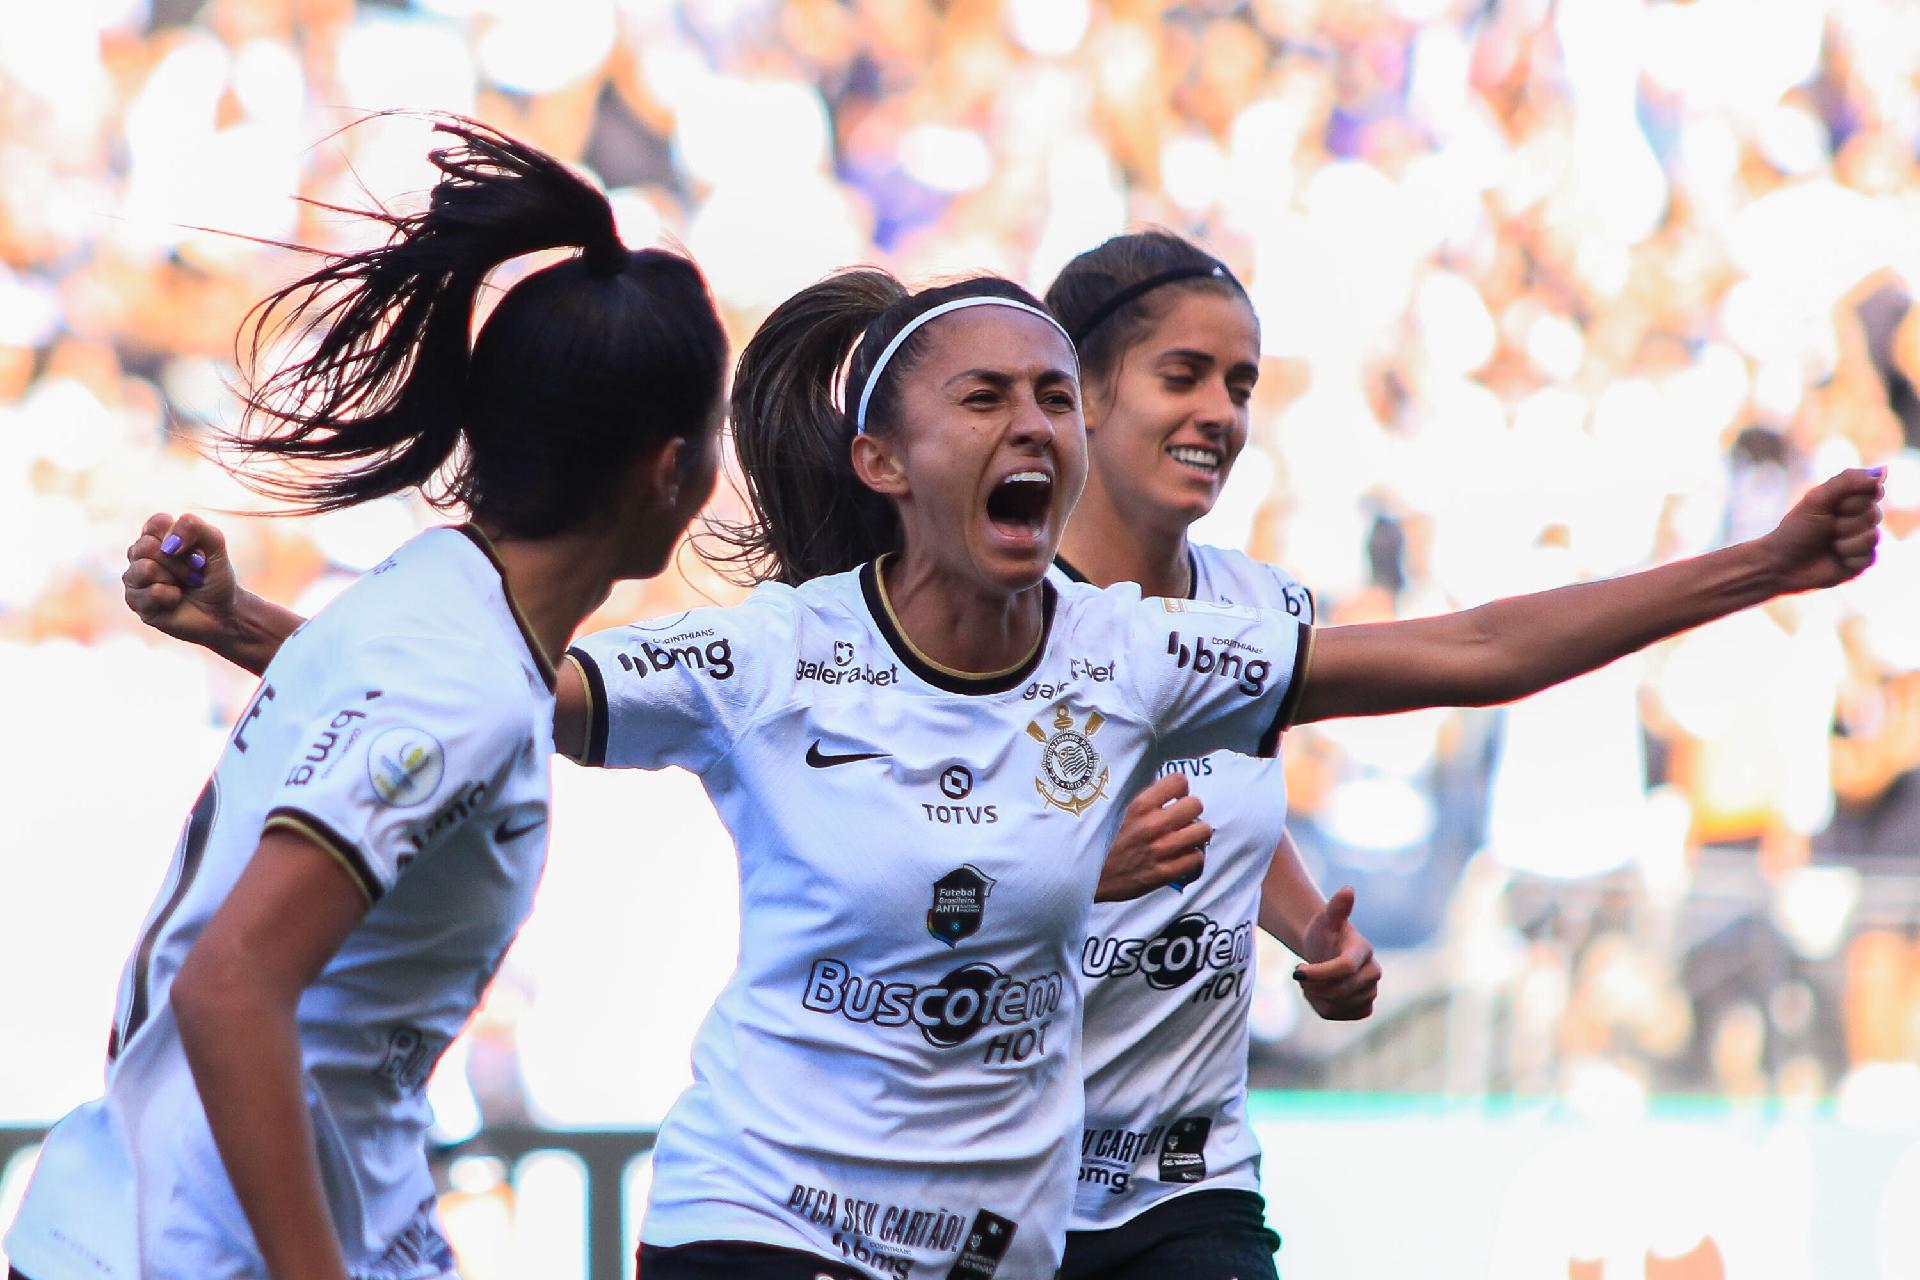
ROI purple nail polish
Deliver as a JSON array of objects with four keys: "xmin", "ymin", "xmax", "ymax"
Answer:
[
  {"xmin": 189, "ymin": 551, "xmax": 206, "ymax": 570},
  {"xmin": 160, "ymin": 534, "xmax": 181, "ymax": 555},
  {"xmin": 188, "ymin": 572, "xmax": 206, "ymax": 589}
]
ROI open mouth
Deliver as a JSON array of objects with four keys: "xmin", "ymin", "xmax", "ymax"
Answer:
[
  {"xmin": 1167, "ymin": 444, "xmax": 1223, "ymax": 477},
  {"xmin": 985, "ymin": 470, "xmax": 1054, "ymax": 539}
]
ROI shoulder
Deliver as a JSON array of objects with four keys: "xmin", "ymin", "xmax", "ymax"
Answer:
[
  {"xmin": 318, "ymin": 633, "xmax": 538, "ymax": 738},
  {"xmin": 1191, "ymin": 543, "xmax": 1314, "ymax": 622},
  {"xmin": 1050, "ymin": 575, "xmax": 1146, "ymax": 636},
  {"xmin": 301, "ymin": 528, "xmax": 510, "ymax": 646},
  {"xmin": 583, "ymin": 578, "xmax": 809, "ymax": 660}
]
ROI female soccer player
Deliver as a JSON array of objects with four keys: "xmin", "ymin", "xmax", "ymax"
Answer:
[
  {"xmin": 126, "ymin": 270, "xmax": 1881, "ymax": 1280},
  {"xmin": 1043, "ymin": 231, "xmax": 1363, "ymax": 1280},
  {"xmin": 5, "ymin": 119, "xmax": 728, "ymax": 1280}
]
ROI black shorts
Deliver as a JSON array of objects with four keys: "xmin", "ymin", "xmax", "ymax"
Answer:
[
  {"xmin": 637, "ymin": 1240, "xmax": 865, "ymax": 1280},
  {"xmin": 1057, "ymin": 1188, "xmax": 1281, "ymax": 1280}
]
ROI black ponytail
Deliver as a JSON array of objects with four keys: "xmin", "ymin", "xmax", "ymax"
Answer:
[
  {"xmin": 1043, "ymin": 230, "xmax": 1249, "ymax": 389},
  {"xmin": 226, "ymin": 115, "xmax": 726, "ymax": 536},
  {"xmin": 708, "ymin": 269, "xmax": 1048, "ymax": 586}
]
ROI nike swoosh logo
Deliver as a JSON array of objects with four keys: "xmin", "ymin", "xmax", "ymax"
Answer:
[
  {"xmin": 805, "ymin": 741, "xmax": 888, "ymax": 768},
  {"xmin": 494, "ymin": 818, "xmax": 546, "ymax": 842}
]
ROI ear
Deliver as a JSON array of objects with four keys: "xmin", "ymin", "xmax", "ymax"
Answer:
[
  {"xmin": 851, "ymin": 432, "xmax": 909, "ymax": 498},
  {"xmin": 643, "ymin": 435, "xmax": 688, "ymax": 509},
  {"xmin": 1080, "ymin": 369, "xmax": 1110, "ymax": 435}
]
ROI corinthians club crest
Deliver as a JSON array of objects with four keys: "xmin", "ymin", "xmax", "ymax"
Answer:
[
  {"xmin": 929, "ymin": 864, "xmax": 996, "ymax": 946},
  {"xmin": 1028, "ymin": 703, "xmax": 1110, "ymax": 817}
]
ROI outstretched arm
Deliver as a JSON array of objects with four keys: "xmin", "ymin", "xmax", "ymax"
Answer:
[
  {"xmin": 1294, "ymin": 468, "xmax": 1884, "ymax": 725},
  {"xmin": 126, "ymin": 511, "xmax": 592, "ymax": 743}
]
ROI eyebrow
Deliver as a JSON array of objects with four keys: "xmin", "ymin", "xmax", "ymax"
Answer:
[
  {"xmin": 944, "ymin": 367, "xmax": 1078, "ymax": 389},
  {"xmin": 1156, "ymin": 348, "xmax": 1260, "ymax": 380}
]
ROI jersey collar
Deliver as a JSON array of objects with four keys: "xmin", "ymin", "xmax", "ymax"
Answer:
[
  {"xmin": 1052, "ymin": 547, "xmax": 1200, "ymax": 600},
  {"xmin": 452, "ymin": 524, "xmax": 560, "ymax": 690},
  {"xmin": 859, "ymin": 556, "xmax": 1056, "ymax": 695}
]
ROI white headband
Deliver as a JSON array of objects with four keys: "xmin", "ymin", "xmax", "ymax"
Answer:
[{"xmin": 853, "ymin": 296, "xmax": 1076, "ymax": 435}]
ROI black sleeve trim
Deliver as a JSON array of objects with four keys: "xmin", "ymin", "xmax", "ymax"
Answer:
[
  {"xmin": 264, "ymin": 806, "xmax": 384, "ymax": 905},
  {"xmin": 1259, "ymin": 622, "xmax": 1314, "ymax": 757},
  {"xmin": 567, "ymin": 646, "xmax": 612, "ymax": 768}
]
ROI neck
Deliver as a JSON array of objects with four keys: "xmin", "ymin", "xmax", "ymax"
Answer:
[
  {"xmin": 1057, "ymin": 478, "xmax": 1191, "ymax": 597},
  {"xmin": 472, "ymin": 521, "xmax": 621, "ymax": 670},
  {"xmin": 880, "ymin": 552, "xmax": 1046, "ymax": 675}
]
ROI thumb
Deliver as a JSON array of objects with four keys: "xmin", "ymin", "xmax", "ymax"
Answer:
[{"xmin": 1319, "ymin": 886, "xmax": 1355, "ymax": 931}]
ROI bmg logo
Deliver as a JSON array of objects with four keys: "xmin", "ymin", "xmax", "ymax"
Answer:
[
  {"xmin": 1165, "ymin": 631, "xmax": 1270, "ymax": 696},
  {"xmin": 616, "ymin": 637, "xmax": 735, "ymax": 681}
]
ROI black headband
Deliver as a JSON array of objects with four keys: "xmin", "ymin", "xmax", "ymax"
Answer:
[{"xmin": 1067, "ymin": 262, "xmax": 1241, "ymax": 345}]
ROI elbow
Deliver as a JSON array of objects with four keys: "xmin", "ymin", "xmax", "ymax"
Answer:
[
  {"xmin": 172, "ymin": 944, "xmax": 267, "ymax": 1052},
  {"xmin": 1447, "ymin": 607, "xmax": 1530, "ymax": 707},
  {"xmin": 170, "ymin": 950, "xmax": 227, "ymax": 1046}
]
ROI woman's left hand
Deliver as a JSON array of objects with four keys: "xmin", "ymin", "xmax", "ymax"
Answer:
[{"xmin": 1293, "ymin": 887, "xmax": 1380, "ymax": 1021}]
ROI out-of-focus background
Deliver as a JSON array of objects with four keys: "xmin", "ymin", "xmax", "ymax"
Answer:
[{"xmin": 3, "ymin": 0, "xmax": 1920, "ymax": 1275}]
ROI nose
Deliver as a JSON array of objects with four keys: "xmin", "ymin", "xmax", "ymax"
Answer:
[
  {"xmin": 1195, "ymin": 378, "xmax": 1237, "ymax": 437},
  {"xmin": 1009, "ymin": 392, "xmax": 1057, "ymax": 451}
]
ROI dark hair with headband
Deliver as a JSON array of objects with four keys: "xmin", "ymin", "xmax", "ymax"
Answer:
[
  {"xmin": 710, "ymin": 269, "xmax": 1054, "ymax": 586},
  {"xmin": 226, "ymin": 115, "xmax": 728, "ymax": 538},
  {"xmin": 1044, "ymin": 230, "xmax": 1251, "ymax": 392}
]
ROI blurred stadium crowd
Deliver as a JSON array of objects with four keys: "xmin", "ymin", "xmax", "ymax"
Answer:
[{"xmin": 5, "ymin": 0, "xmax": 1920, "ymax": 1144}]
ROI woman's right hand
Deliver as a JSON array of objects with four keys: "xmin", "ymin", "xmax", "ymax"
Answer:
[
  {"xmin": 124, "ymin": 512, "xmax": 302, "ymax": 675},
  {"xmin": 1094, "ymin": 773, "xmax": 1211, "ymax": 901},
  {"xmin": 124, "ymin": 512, "xmax": 242, "ymax": 649}
]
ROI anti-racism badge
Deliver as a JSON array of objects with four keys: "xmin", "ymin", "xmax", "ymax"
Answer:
[{"xmin": 928, "ymin": 864, "xmax": 996, "ymax": 947}]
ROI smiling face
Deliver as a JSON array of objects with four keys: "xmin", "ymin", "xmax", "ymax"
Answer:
[
  {"xmin": 852, "ymin": 306, "xmax": 1088, "ymax": 595},
  {"xmin": 1082, "ymin": 287, "xmax": 1260, "ymax": 533}
]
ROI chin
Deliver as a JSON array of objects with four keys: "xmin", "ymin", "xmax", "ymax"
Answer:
[{"xmin": 973, "ymin": 541, "xmax": 1054, "ymax": 594}]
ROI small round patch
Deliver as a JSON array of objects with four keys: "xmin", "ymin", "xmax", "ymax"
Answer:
[
  {"xmin": 1042, "ymin": 730, "xmax": 1097, "ymax": 791},
  {"xmin": 367, "ymin": 727, "xmax": 445, "ymax": 807}
]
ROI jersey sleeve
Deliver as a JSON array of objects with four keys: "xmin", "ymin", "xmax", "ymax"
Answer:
[
  {"xmin": 1262, "ymin": 565, "xmax": 1315, "ymax": 624},
  {"xmin": 261, "ymin": 638, "xmax": 533, "ymax": 906},
  {"xmin": 1119, "ymin": 596, "xmax": 1313, "ymax": 762},
  {"xmin": 563, "ymin": 592, "xmax": 792, "ymax": 773}
]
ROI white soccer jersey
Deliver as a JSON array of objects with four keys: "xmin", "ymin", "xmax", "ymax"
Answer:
[
  {"xmin": 7, "ymin": 526, "xmax": 557, "ymax": 1280},
  {"xmin": 566, "ymin": 558, "xmax": 1311, "ymax": 1280},
  {"xmin": 1052, "ymin": 546, "xmax": 1313, "ymax": 1232}
]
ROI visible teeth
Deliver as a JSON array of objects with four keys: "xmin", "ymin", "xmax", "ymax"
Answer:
[
  {"xmin": 1003, "ymin": 470, "xmax": 1050, "ymax": 485},
  {"xmin": 1168, "ymin": 446, "xmax": 1219, "ymax": 471}
]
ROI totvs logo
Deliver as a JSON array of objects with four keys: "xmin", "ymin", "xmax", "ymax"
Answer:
[{"xmin": 1165, "ymin": 631, "xmax": 1271, "ymax": 696}]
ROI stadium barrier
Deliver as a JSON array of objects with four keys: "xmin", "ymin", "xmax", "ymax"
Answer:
[{"xmin": 0, "ymin": 1124, "xmax": 657, "ymax": 1280}]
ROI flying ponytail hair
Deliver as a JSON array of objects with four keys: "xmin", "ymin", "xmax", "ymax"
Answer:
[
  {"xmin": 709, "ymin": 269, "xmax": 1050, "ymax": 586},
  {"xmin": 226, "ymin": 115, "xmax": 726, "ymax": 535}
]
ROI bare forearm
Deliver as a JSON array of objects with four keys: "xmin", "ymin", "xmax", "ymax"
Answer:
[
  {"xmin": 1299, "ymin": 540, "xmax": 1784, "ymax": 722},
  {"xmin": 176, "ymin": 987, "xmax": 349, "ymax": 1280},
  {"xmin": 1256, "ymin": 831, "xmax": 1325, "ymax": 956},
  {"xmin": 222, "ymin": 591, "xmax": 305, "ymax": 676}
]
